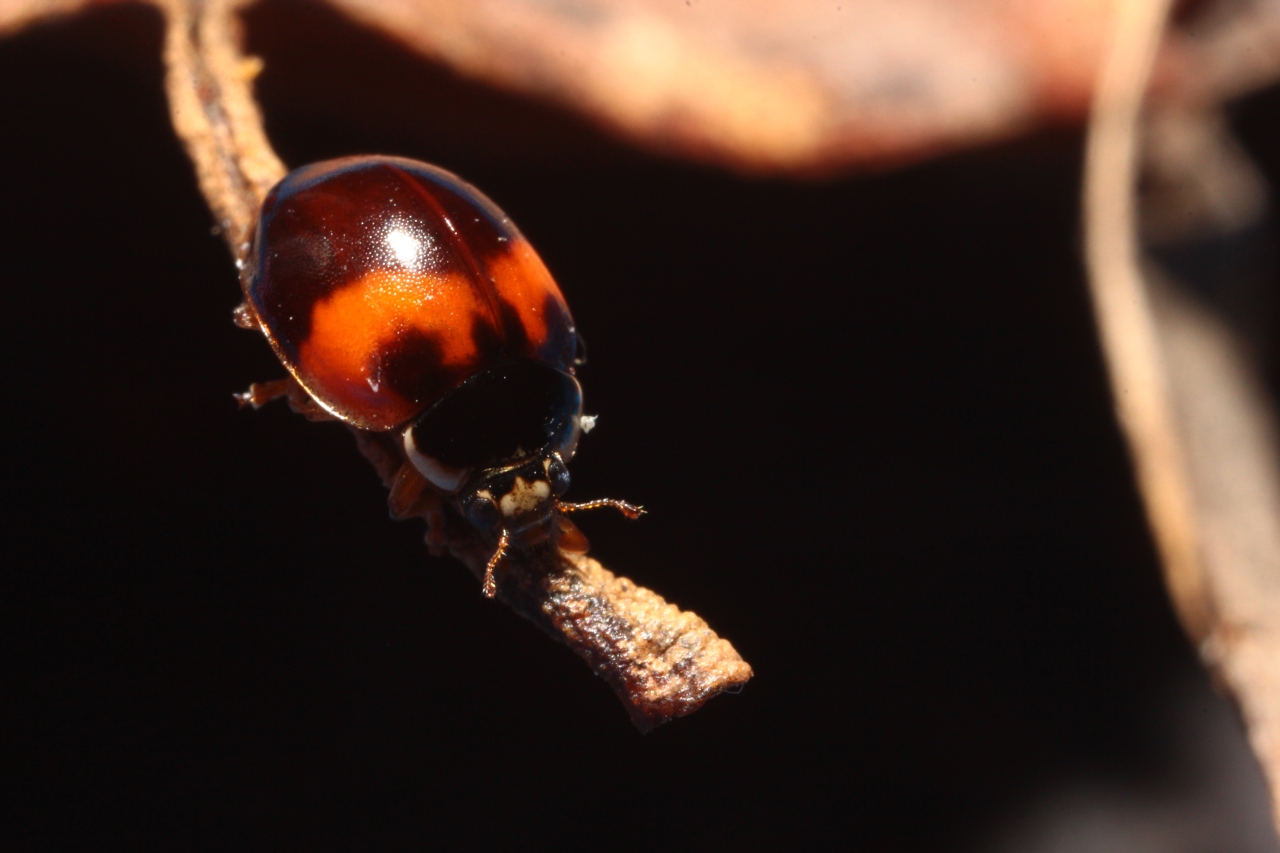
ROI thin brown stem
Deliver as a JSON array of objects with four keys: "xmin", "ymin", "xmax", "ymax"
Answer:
[
  {"xmin": 1082, "ymin": 0, "xmax": 1209, "ymax": 640},
  {"xmin": 482, "ymin": 528, "xmax": 509, "ymax": 599},
  {"xmin": 158, "ymin": 0, "xmax": 285, "ymax": 260},
  {"xmin": 1083, "ymin": 0, "xmax": 1280, "ymax": 832}
]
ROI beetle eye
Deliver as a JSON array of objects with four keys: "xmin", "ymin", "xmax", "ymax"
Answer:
[
  {"xmin": 462, "ymin": 490, "xmax": 501, "ymax": 531},
  {"xmin": 403, "ymin": 426, "xmax": 470, "ymax": 493},
  {"xmin": 546, "ymin": 454, "xmax": 571, "ymax": 497}
]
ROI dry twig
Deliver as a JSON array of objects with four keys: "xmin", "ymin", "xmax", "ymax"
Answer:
[
  {"xmin": 155, "ymin": 0, "xmax": 751, "ymax": 729},
  {"xmin": 158, "ymin": 0, "xmax": 284, "ymax": 259}
]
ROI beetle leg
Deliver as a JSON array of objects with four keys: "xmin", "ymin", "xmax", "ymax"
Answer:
[
  {"xmin": 388, "ymin": 462, "xmax": 430, "ymax": 520},
  {"xmin": 556, "ymin": 515, "xmax": 591, "ymax": 554},
  {"xmin": 481, "ymin": 529, "xmax": 510, "ymax": 598},
  {"xmin": 424, "ymin": 508, "xmax": 449, "ymax": 556},
  {"xmin": 232, "ymin": 302, "xmax": 260, "ymax": 330},
  {"xmin": 557, "ymin": 499, "xmax": 646, "ymax": 520},
  {"xmin": 234, "ymin": 378, "xmax": 292, "ymax": 409},
  {"xmin": 394, "ymin": 467, "xmax": 444, "ymax": 524},
  {"xmin": 235, "ymin": 376, "xmax": 337, "ymax": 422},
  {"xmin": 283, "ymin": 382, "xmax": 338, "ymax": 422}
]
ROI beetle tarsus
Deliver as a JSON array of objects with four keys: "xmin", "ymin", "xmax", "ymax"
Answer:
[
  {"xmin": 231, "ymin": 302, "xmax": 259, "ymax": 330},
  {"xmin": 557, "ymin": 499, "xmax": 646, "ymax": 520},
  {"xmin": 236, "ymin": 377, "xmax": 337, "ymax": 422},
  {"xmin": 482, "ymin": 529, "xmax": 510, "ymax": 598},
  {"xmin": 387, "ymin": 462, "xmax": 430, "ymax": 520},
  {"xmin": 235, "ymin": 378, "xmax": 292, "ymax": 409}
]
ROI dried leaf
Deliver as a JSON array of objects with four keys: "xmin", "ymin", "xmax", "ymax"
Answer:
[
  {"xmin": 322, "ymin": 0, "xmax": 1280, "ymax": 173},
  {"xmin": 6, "ymin": 0, "xmax": 1279, "ymax": 173},
  {"xmin": 1154, "ymin": 278, "xmax": 1280, "ymax": 819}
]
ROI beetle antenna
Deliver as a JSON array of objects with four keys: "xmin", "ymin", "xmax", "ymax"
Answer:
[
  {"xmin": 557, "ymin": 499, "xmax": 646, "ymax": 520},
  {"xmin": 482, "ymin": 529, "xmax": 510, "ymax": 598}
]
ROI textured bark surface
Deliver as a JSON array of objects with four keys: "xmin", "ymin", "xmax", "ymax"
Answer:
[
  {"xmin": 351, "ymin": 429, "xmax": 752, "ymax": 729},
  {"xmin": 157, "ymin": 0, "xmax": 285, "ymax": 255},
  {"xmin": 507, "ymin": 553, "xmax": 753, "ymax": 731}
]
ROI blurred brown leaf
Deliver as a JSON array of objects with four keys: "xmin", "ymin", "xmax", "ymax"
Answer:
[
  {"xmin": 6, "ymin": 0, "xmax": 1279, "ymax": 173},
  {"xmin": 325, "ymin": 0, "xmax": 1280, "ymax": 173}
]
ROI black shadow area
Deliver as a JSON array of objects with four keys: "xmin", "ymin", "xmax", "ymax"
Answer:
[{"xmin": 4, "ymin": 5, "xmax": 1273, "ymax": 851}]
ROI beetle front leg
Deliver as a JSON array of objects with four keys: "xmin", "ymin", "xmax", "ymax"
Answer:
[{"xmin": 235, "ymin": 376, "xmax": 337, "ymax": 422}]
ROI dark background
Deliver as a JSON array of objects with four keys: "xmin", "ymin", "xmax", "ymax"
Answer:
[{"xmin": 6, "ymin": 4, "xmax": 1280, "ymax": 850}]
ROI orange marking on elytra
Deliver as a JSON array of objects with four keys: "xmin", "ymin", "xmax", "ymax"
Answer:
[
  {"xmin": 487, "ymin": 238, "xmax": 566, "ymax": 350},
  {"xmin": 299, "ymin": 268, "xmax": 489, "ymax": 429}
]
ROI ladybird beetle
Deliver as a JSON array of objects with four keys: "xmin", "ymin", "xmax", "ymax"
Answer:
[{"xmin": 236, "ymin": 156, "xmax": 641, "ymax": 596}]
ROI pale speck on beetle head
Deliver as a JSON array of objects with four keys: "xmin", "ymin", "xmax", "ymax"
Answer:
[{"xmin": 499, "ymin": 476, "xmax": 552, "ymax": 518}]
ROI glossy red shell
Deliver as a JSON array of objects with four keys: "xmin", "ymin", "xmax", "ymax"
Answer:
[{"xmin": 243, "ymin": 156, "xmax": 576, "ymax": 431}]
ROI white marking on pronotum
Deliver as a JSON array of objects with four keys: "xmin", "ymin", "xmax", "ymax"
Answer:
[
  {"xmin": 499, "ymin": 476, "xmax": 551, "ymax": 517},
  {"xmin": 579, "ymin": 414, "xmax": 598, "ymax": 433},
  {"xmin": 403, "ymin": 427, "xmax": 469, "ymax": 492}
]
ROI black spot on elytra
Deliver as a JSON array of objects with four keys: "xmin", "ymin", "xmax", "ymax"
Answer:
[
  {"xmin": 464, "ymin": 294, "xmax": 576, "ymax": 374},
  {"xmin": 248, "ymin": 156, "xmax": 525, "ymax": 361},
  {"xmin": 249, "ymin": 164, "xmax": 406, "ymax": 351},
  {"xmin": 468, "ymin": 311, "xmax": 505, "ymax": 366},
  {"xmin": 496, "ymin": 296, "xmax": 532, "ymax": 353},
  {"xmin": 376, "ymin": 327, "xmax": 469, "ymax": 414},
  {"xmin": 247, "ymin": 157, "xmax": 580, "ymax": 422}
]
